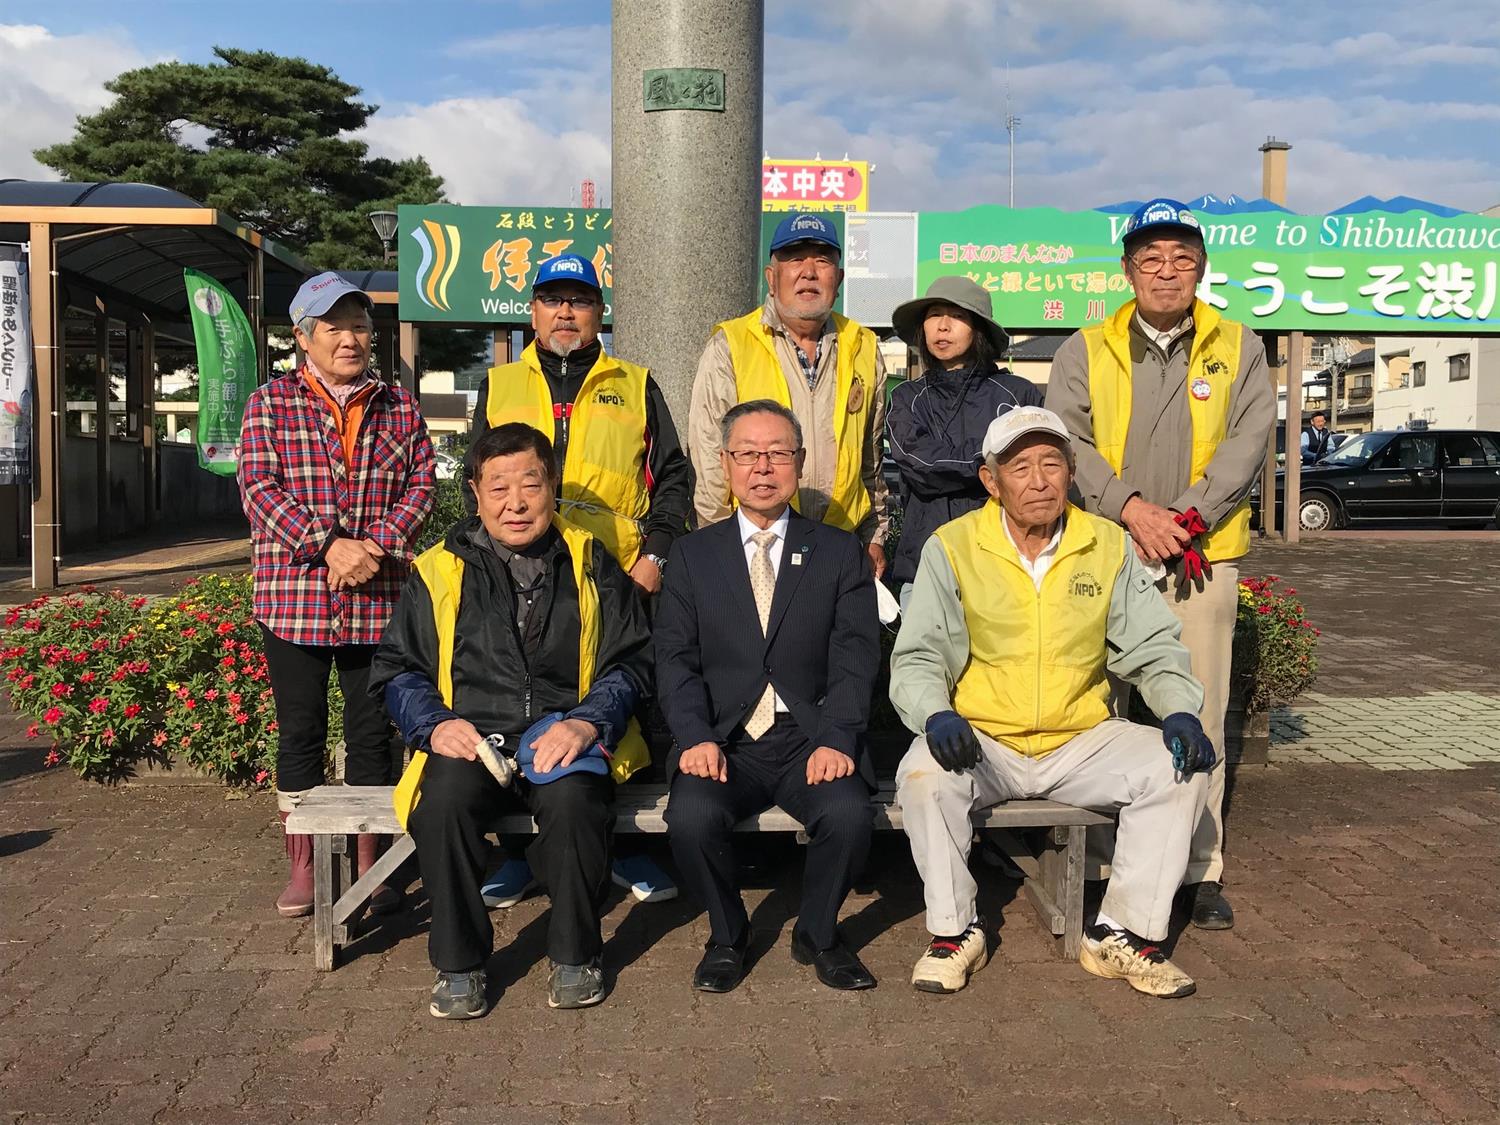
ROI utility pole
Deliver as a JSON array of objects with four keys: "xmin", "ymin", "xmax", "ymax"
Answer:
[{"xmin": 1006, "ymin": 111, "xmax": 1020, "ymax": 208}]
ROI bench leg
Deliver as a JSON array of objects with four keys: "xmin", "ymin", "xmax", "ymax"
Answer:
[
  {"xmin": 333, "ymin": 834, "xmax": 416, "ymax": 942},
  {"xmin": 312, "ymin": 833, "xmax": 338, "ymax": 971},
  {"xmin": 1061, "ymin": 824, "xmax": 1086, "ymax": 962}
]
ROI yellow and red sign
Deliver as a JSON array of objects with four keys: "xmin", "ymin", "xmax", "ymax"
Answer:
[{"xmin": 762, "ymin": 158, "xmax": 869, "ymax": 213}]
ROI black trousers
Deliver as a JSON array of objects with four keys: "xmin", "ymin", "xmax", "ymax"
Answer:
[
  {"xmin": 664, "ymin": 717, "xmax": 874, "ymax": 951},
  {"xmin": 260, "ymin": 625, "xmax": 397, "ymax": 793},
  {"xmin": 409, "ymin": 753, "xmax": 615, "ymax": 972}
]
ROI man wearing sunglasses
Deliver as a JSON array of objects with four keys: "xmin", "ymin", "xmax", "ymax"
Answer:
[
  {"xmin": 469, "ymin": 253, "xmax": 691, "ymax": 908},
  {"xmin": 1046, "ymin": 199, "xmax": 1274, "ymax": 932}
]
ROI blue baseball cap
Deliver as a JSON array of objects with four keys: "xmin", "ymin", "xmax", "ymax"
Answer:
[
  {"xmin": 289, "ymin": 271, "xmax": 372, "ymax": 322},
  {"xmin": 1121, "ymin": 198, "xmax": 1203, "ymax": 247},
  {"xmin": 769, "ymin": 212, "xmax": 841, "ymax": 256},
  {"xmin": 514, "ymin": 713, "xmax": 612, "ymax": 785},
  {"xmin": 533, "ymin": 253, "xmax": 602, "ymax": 293}
]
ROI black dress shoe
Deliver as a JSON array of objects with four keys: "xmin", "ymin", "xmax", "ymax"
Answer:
[
  {"xmin": 692, "ymin": 936, "xmax": 748, "ymax": 993},
  {"xmin": 790, "ymin": 930, "xmax": 876, "ymax": 990},
  {"xmin": 1188, "ymin": 881, "xmax": 1235, "ymax": 930}
]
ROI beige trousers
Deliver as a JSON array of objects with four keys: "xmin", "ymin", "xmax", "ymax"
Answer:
[
  {"xmin": 1095, "ymin": 562, "xmax": 1238, "ymax": 885},
  {"xmin": 896, "ymin": 720, "xmax": 1209, "ymax": 942}
]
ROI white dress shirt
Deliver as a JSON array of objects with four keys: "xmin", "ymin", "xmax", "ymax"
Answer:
[
  {"xmin": 1001, "ymin": 512, "xmax": 1064, "ymax": 591},
  {"xmin": 1134, "ymin": 311, "xmax": 1194, "ymax": 354},
  {"xmin": 736, "ymin": 508, "xmax": 791, "ymax": 711}
]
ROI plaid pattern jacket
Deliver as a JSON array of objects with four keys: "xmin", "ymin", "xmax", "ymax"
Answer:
[{"xmin": 238, "ymin": 369, "xmax": 436, "ymax": 647}]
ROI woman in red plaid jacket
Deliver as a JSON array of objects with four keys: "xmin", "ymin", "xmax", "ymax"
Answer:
[{"xmin": 238, "ymin": 272, "xmax": 436, "ymax": 919}]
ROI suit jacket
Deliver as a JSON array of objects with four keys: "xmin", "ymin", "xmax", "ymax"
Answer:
[{"xmin": 655, "ymin": 510, "xmax": 880, "ymax": 785}]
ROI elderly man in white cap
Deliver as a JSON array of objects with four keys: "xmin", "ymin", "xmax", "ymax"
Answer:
[{"xmin": 890, "ymin": 406, "xmax": 1215, "ymax": 999}]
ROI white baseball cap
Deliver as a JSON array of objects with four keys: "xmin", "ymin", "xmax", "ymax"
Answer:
[{"xmin": 981, "ymin": 406, "xmax": 1071, "ymax": 459}]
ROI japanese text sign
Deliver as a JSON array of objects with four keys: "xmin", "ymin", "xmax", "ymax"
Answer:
[
  {"xmin": 917, "ymin": 205, "xmax": 1500, "ymax": 332},
  {"xmin": 762, "ymin": 159, "xmax": 869, "ymax": 213},
  {"xmin": 398, "ymin": 205, "xmax": 614, "ymax": 324}
]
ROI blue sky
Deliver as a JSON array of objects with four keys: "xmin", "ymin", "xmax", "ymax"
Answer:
[{"xmin": 6, "ymin": 0, "xmax": 1499, "ymax": 214}]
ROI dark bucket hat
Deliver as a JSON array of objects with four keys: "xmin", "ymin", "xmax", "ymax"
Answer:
[{"xmin": 891, "ymin": 275, "xmax": 1010, "ymax": 353}]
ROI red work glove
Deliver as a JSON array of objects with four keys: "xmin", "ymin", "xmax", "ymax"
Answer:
[{"xmin": 1174, "ymin": 507, "xmax": 1212, "ymax": 582}]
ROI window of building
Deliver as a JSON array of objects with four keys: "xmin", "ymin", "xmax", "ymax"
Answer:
[
  {"xmin": 1449, "ymin": 353, "xmax": 1471, "ymax": 382},
  {"xmin": 1412, "ymin": 361, "xmax": 1426, "ymax": 387}
]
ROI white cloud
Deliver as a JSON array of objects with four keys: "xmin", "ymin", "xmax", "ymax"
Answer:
[
  {"xmin": 361, "ymin": 96, "xmax": 610, "ymax": 207},
  {"xmin": 0, "ymin": 24, "xmax": 147, "ymax": 180}
]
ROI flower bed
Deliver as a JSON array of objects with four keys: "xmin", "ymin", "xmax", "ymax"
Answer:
[
  {"xmin": 1233, "ymin": 575, "xmax": 1319, "ymax": 711},
  {"xmin": 3, "ymin": 575, "xmax": 341, "ymax": 785}
]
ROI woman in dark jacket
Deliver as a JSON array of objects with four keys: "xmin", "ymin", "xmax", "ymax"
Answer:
[{"xmin": 885, "ymin": 276, "xmax": 1043, "ymax": 606}]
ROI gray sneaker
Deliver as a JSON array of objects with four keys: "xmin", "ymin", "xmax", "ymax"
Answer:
[
  {"xmin": 547, "ymin": 958, "xmax": 605, "ymax": 1009},
  {"xmin": 429, "ymin": 969, "xmax": 488, "ymax": 1020}
]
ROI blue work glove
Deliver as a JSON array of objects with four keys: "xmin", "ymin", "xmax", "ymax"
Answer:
[
  {"xmin": 925, "ymin": 710, "xmax": 982, "ymax": 773},
  {"xmin": 1161, "ymin": 712, "xmax": 1217, "ymax": 776}
]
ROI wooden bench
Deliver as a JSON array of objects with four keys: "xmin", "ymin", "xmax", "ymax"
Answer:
[{"xmin": 286, "ymin": 783, "xmax": 1110, "ymax": 971}]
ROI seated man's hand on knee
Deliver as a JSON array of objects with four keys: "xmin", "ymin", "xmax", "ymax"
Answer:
[
  {"xmin": 925, "ymin": 711, "xmax": 982, "ymax": 773},
  {"xmin": 806, "ymin": 747, "xmax": 855, "ymax": 786},
  {"xmin": 530, "ymin": 717, "xmax": 599, "ymax": 775},
  {"xmin": 1161, "ymin": 713, "xmax": 1217, "ymax": 775},
  {"xmin": 678, "ymin": 742, "xmax": 728, "ymax": 783},
  {"xmin": 431, "ymin": 717, "xmax": 483, "ymax": 761}
]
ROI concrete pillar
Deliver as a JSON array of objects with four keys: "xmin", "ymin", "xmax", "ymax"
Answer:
[
  {"xmin": 30, "ymin": 222, "xmax": 59, "ymax": 588},
  {"xmin": 610, "ymin": 0, "xmax": 764, "ymax": 431},
  {"xmin": 1258, "ymin": 137, "xmax": 1292, "ymax": 541},
  {"xmin": 1259, "ymin": 137, "xmax": 1291, "ymax": 204}
]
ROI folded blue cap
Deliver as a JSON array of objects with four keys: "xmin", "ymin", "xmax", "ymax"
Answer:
[
  {"xmin": 289, "ymin": 271, "xmax": 373, "ymax": 322},
  {"xmin": 533, "ymin": 253, "xmax": 602, "ymax": 293},
  {"xmin": 1121, "ymin": 198, "xmax": 1202, "ymax": 245},
  {"xmin": 769, "ymin": 212, "xmax": 841, "ymax": 255},
  {"xmin": 515, "ymin": 712, "xmax": 612, "ymax": 784}
]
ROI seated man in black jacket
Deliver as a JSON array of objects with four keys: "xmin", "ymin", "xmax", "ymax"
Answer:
[
  {"xmin": 656, "ymin": 400, "xmax": 881, "ymax": 994},
  {"xmin": 371, "ymin": 423, "xmax": 652, "ymax": 1020}
]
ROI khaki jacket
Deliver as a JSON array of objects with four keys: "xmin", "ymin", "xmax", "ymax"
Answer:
[
  {"xmin": 687, "ymin": 302, "xmax": 889, "ymax": 546},
  {"xmin": 1044, "ymin": 309, "xmax": 1274, "ymax": 538}
]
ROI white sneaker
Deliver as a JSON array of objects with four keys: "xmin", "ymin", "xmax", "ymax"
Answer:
[
  {"xmin": 911, "ymin": 921, "xmax": 989, "ymax": 994},
  {"xmin": 1079, "ymin": 923, "xmax": 1196, "ymax": 998}
]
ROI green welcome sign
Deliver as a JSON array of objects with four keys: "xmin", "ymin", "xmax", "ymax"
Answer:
[
  {"xmin": 918, "ymin": 205, "xmax": 1500, "ymax": 332},
  {"xmin": 399, "ymin": 204, "xmax": 615, "ymax": 323}
]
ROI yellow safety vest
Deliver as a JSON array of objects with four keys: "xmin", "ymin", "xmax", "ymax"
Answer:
[
  {"xmin": 392, "ymin": 516, "xmax": 649, "ymax": 830},
  {"xmin": 1083, "ymin": 298, "xmax": 1250, "ymax": 561},
  {"xmin": 934, "ymin": 502, "xmax": 1126, "ymax": 758},
  {"xmin": 719, "ymin": 308, "xmax": 877, "ymax": 532},
  {"xmin": 485, "ymin": 343, "xmax": 652, "ymax": 569}
]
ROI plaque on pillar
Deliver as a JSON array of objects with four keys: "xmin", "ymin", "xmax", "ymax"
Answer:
[{"xmin": 643, "ymin": 68, "xmax": 725, "ymax": 112}]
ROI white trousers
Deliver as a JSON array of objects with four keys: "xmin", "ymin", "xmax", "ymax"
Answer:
[{"xmin": 896, "ymin": 720, "xmax": 1209, "ymax": 942}]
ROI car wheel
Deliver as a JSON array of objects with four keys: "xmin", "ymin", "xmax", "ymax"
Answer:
[{"xmin": 1298, "ymin": 492, "xmax": 1341, "ymax": 532}]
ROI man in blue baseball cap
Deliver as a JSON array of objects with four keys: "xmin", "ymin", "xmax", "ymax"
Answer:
[
  {"xmin": 372, "ymin": 421, "xmax": 653, "ymax": 1019},
  {"xmin": 1046, "ymin": 198, "xmax": 1274, "ymax": 934},
  {"xmin": 687, "ymin": 212, "xmax": 890, "ymax": 579},
  {"xmin": 468, "ymin": 251, "xmax": 689, "ymax": 909}
]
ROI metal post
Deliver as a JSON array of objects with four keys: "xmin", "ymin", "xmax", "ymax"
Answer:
[
  {"xmin": 398, "ymin": 322, "xmax": 419, "ymax": 396},
  {"xmin": 1258, "ymin": 331, "xmax": 1277, "ymax": 537},
  {"xmin": 94, "ymin": 305, "xmax": 110, "ymax": 542},
  {"xmin": 141, "ymin": 323, "xmax": 156, "ymax": 528},
  {"xmin": 29, "ymin": 223, "xmax": 59, "ymax": 589},
  {"xmin": 249, "ymin": 246, "xmax": 267, "ymax": 385},
  {"xmin": 1282, "ymin": 331, "xmax": 1304, "ymax": 543}
]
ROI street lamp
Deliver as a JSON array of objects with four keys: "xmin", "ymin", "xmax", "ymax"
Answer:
[{"xmin": 368, "ymin": 210, "xmax": 398, "ymax": 264}]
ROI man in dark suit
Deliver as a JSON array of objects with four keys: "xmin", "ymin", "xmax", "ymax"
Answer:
[{"xmin": 656, "ymin": 399, "xmax": 881, "ymax": 994}]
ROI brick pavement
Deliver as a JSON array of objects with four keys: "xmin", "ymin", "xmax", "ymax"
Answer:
[
  {"xmin": 1243, "ymin": 536, "xmax": 1500, "ymax": 772},
  {"xmin": 1, "ymin": 535, "xmax": 1497, "ymax": 1123}
]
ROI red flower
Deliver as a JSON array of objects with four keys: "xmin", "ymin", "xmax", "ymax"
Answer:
[
  {"xmin": 110, "ymin": 668, "xmax": 128, "ymax": 682},
  {"xmin": 232, "ymin": 711, "xmax": 249, "ymax": 725},
  {"xmin": 224, "ymin": 671, "xmax": 238, "ymax": 684},
  {"xmin": 183, "ymin": 698, "xmax": 196, "ymax": 711},
  {"xmin": 152, "ymin": 730, "xmax": 167, "ymax": 747},
  {"xmin": 204, "ymin": 689, "xmax": 219, "ymax": 701},
  {"xmin": 80, "ymin": 671, "xmax": 95, "ymax": 684},
  {"xmin": 131, "ymin": 597, "xmax": 148, "ymax": 610},
  {"xmin": 18, "ymin": 673, "xmax": 33, "ymax": 690},
  {"xmin": 124, "ymin": 704, "xmax": 141, "ymax": 719},
  {"xmin": 44, "ymin": 749, "xmax": 61, "ymax": 767},
  {"xmin": 100, "ymin": 728, "xmax": 116, "ymax": 745},
  {"xmin": 43, "ymin": 706, "xmax": 62, "ymax": 724},
  {"xmin": 51, "ymin": 682, "xmax": 71, "ymax": 698},
  {"xmin": 88, "ymin": 697, "xmax": 109, "ymax": 714},
  {"xmin": 25, "ymin": 723, "xmax": 39, "ymax": 739},
  {"xmin": 181, "ymin": 627, "xmax": 197, "ymax": 639},
  {"xmin": 254, "ymin": 769, "xmax": 270, "ymax": 785}
]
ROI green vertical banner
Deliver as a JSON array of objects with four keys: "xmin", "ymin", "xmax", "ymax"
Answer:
[{"xmin": 183, "ymin": 269, "xmax": 257, "ymax": 475}]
